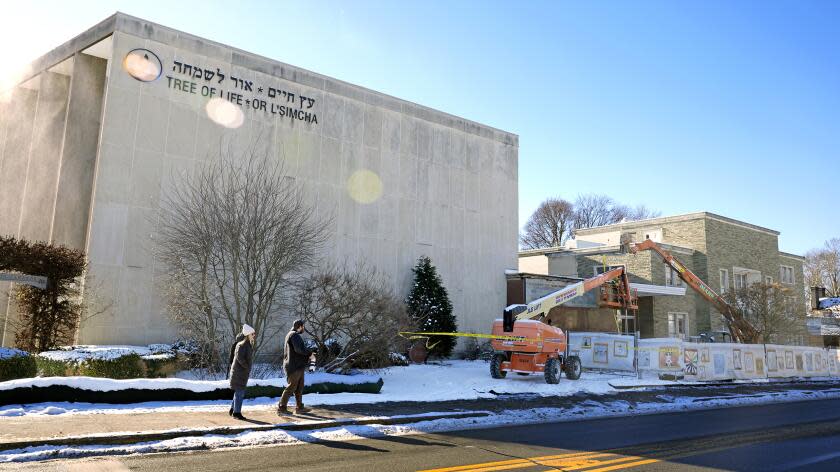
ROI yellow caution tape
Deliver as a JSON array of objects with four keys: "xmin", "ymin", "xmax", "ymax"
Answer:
[{"xmin": 398, "ymin": 331, "xmax": 538, "ymax": 344}]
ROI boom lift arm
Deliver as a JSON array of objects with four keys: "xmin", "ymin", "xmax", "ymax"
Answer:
[
  {"xmin": 629, "ymin": 239, "xmax": 758, "ymax": 343},
  {"xmin": 504, "ymin": 267, "xmax": 635, "ymax": 331}
]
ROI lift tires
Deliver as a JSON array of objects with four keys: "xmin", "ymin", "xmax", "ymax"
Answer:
[
  {"xmin": 544, "ymin": 357, "xmax": 562, "ymax": 384},
  {"xmin": 564, "ymin": 355, "xmax": 582, "ymax": 380},
  {"xmin": 490, "ymin": 353, "xmax": 507, "ymax": 379}
]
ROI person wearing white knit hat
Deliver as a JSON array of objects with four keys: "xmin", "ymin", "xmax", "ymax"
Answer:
[{"xmin": 228, "ymin": 324, "xmax": 255, "ymax": 420}]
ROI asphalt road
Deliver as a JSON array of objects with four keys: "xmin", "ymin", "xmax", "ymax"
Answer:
[{"xmin": 7, "ymin": 398, "xmax": 840, "ymax": 472}]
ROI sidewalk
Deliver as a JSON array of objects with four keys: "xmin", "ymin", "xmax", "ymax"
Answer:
[{"xmin": 0, "ymin": 405, "xmax": 361, "ymax": 445}]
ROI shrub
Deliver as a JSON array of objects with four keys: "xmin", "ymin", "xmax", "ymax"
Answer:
[
  {"xmin": 296, "ymin": 264, "xmax": 414, "ymax": 372},
  {"xmin": 0, "ymin": 349, "xmax": 37, "ymax": 381},
  {"xmin": 0, "ymin": 236, "xmax": 87, "ymax": 352},
  {"xmin": 34, "ymin": 356, "xmax": 73, "ymax": 377},
  {"xmin": 459, "ymin": 337, "xmax": 494, "ymax": 361},
  {"xmin": 389, "ymin": 352, "xmax": 409, "ymax": 367},
  {"xmin": 143, "ymin": 354, "xmax": 179, "ymax": 378},
  {"xmin": 77, "ymin": 353, "xmax": 146, "ymax": 379}
]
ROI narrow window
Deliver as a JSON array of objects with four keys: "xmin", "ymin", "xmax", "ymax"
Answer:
[{"xmin": 720, "ymin": 269, "xmax": 729, "ymax": 293}]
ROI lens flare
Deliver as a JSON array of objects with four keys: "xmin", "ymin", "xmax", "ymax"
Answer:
[
  {"xmin": 122, "ymin": 50, "xmax": 161, "ymax": 82},
  {"xmin": 347, "ymin": 169, "xmax": 383, "ymax": 204},
  {"xmin": 205, "ymin": 97, "xmax": 245, "ymax": 129}
]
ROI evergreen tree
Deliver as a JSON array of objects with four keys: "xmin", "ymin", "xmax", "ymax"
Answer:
[{"xmin": 405, "ymin": 256, "xmax": 457, "ymax": 358}]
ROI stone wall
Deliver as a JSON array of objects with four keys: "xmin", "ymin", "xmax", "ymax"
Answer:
[{"xmin": 576, "ymin": 251, "xmax": 653, "ymax": 284}]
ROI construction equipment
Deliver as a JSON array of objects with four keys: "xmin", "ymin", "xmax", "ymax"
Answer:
[
  {"xmin": 628, "ymin": 239, "xmax": 758, "ymax": 343},
  {"xmin": 490, "ymin": 266, "xmax": 638, "ymax": 383}
]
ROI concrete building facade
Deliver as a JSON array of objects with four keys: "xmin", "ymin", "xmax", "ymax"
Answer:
[
  {"xmin": 0, "ymin": 13, "xmax": 519, "ymax": 346},
  {"xmin": 518, "ymin": 212, "xmax": 808, "ymax": 344}
]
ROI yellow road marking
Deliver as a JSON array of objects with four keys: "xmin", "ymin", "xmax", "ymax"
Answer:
[
  {"xmin": 584, "ymin": 458, "xmax": 661, "ymax": 471},
  {"xmin": 463, "ymin": 454, "xmax": 616, "ymax": 472},
  {"xmin": 418, "ymin": 451, "xmax": 603, "ymax": 472},
  {"xmin": 420, "ymin": 452, "xmax": 651, "ymax": 472}
]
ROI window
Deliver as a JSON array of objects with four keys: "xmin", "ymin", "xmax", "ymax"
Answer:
[
  {"xmin": 780, "ymin": 265, "xmax": 795, "ymax": 284},
  {"xmin": 668, "ymin": 313, "xmax": 689, "ymax": 340},
  {"xmin": 734, "ymin": 273, "xmax": 747, "ymax": 290},
  {"xmin": 665, "ymin": 266, "xmax": 684, "ymax": 287},
  {"xmin": 594, "ymin": 265, "xmax": 624, "ymax": 276},
  {"xmin": 719, "ymin": 269, "xmax": 729, "ymax": 293}
]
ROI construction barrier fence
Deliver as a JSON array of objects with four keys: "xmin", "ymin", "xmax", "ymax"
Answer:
[{"xmin": 568, "ymin": 332, "xmax": 840, "ymax": 381}]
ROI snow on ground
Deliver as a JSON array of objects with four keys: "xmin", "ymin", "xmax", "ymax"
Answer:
[
  {"xmin": 0, "ymin": 361, "xmax": 628, "ymax": 417},
  {"xmin": 38, "ymin": 345, "xmax": 175, "ymax": 363},
  {"xmin": 0, "ymin": 371, "xmax": 380, "ymax": 393},
  {"xmin": 0, "ymin": 348, "xmax": 28, "ymax": 360},
  {"xmin": 819, "ymin": 297, "xmax": 840, "ymax": 310},
  {"xmin": 3, "ymin": 386, "xmax": 840, "ymax": 463}
]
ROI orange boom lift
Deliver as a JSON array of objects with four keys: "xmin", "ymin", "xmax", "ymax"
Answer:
[
  {"xmin": 490, "ymin": 267, "xmax": 638, "ymax": 383},
  {"xmin": 628, "ymin": 239, "xmax": 757, "ymax": 343}
]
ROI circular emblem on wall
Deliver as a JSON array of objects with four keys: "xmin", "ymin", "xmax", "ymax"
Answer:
[{"xmin": 122, "ymin": 48, "xmax": 162, "ymax": 82}]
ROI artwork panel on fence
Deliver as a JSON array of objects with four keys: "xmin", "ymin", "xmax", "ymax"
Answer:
[
  {"xmin": 614, "ymin": 340, "xmax": 628, "ymax": 358},
  {"xmin": 593, "ymin": 343, "xmax": 609, "ymax": 364},
  {"xmin": 659, "ymin": 346, "xmax": 679, "ymax": 370},
  {"xmin": 638, "ymin": 349, "xmax": 650, "ymax": 368},
  {"xmin": 700, "ymin": 348, "xmax": 709, "ymax": 363},
  {"xmin": 713, "ymin": 353, "xmax": 726, "ymax": 375}
]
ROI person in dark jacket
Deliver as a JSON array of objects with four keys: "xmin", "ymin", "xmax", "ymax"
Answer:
[
  {"xmin": 277, "ymin": 319, "xmax": 315, "ymax": 415},
  {"xmin": 227, "ymin": 333, "xmax": 246, "ymax": 379},
  {"xmin": 226, "ymin": 332, "xmax": 246, "ymax": 415},
  {"xmin": 229, "ymin": 324, "xmax": 255, "ymax": 420}
]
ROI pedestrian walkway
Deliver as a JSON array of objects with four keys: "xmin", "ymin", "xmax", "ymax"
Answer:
[{"xmin": 0, "ymin": 406, "xmax": 359, "ymax": 444}]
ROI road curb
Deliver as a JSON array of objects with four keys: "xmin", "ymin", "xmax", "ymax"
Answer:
[
  {"xmin": 0, "ymin": 411, "xmax": 490, "ymax": 452},
  {"xmin": 609, "ymin": 379, "xmax": 840, "ymax": 390}
]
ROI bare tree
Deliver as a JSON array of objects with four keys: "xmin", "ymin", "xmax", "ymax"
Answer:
[
  {"xmin": 156, "ymin": 149, "xmax": 328, "ymax": 368},
  {"xmin": 722, "ymin": 282, "xmax": 803, "ymax": 344},
  {"xmin": 621, "ymin": 204, "xmax": 662, "ymax": 222},
  {"xmin": 520, "ymin": 197, "xmax": 574, "ymax": 249},
  {"xmin": 805, "ymin": 238, "xmax": 840, "ymax": 297},
  {"xmin": 572, "ymin": 194, "xmax": 625, "ymax": 229},
  {"xmin": 295, "ymin": 263, "xmax": 413, "ymax": 371}
]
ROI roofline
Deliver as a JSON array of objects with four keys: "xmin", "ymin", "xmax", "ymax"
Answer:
[
  {"xmin": 518, "ymin": 246, "xmax": 567, "ymax": 257},
  {"xmin": 506, "ymin": 272, "xmax": 583, "ymax": 282},
  {"xmin": 779, "ymin": 251, "xmax": 806, "ymax": 262},
  {"xmin": 573, "ymin": 212, "xmax": 780, "ymax": 237},
  {"xmin": 6, "ymin": 13, "xmax": 118, "ymax": 90},
  {"xmin": 6, "ymin": 12, "xmax": 518, "ymax": 146},
  {"xmin": 518, "ymin": 242, "xmax": 694, "ymax": 257}
]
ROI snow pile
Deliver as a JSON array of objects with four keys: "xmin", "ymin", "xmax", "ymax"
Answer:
[
  {"xmin": 819, "ymin": 297, "xmax": 840, "ymax": 310},
  {"xmin": 0, "ymin": 361, "xmax": 627, "ymax": 417},
  {"xmin": 0, "ymin": 371, "xmax": 381, "ymax": 393},
  {"xmin": 0, "ymin": 348, "xmax": 28, "ymax": 360},
  {"xmin": 38, "ymin": 345, "xmax": 179, "ymax": 364}
]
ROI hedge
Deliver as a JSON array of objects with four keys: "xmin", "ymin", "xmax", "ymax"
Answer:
[
  {"xmin": 34, "ymin": 353, "xmax": 181, "ymax": 379},
  {"xmin": 0, "ymin": 351, "xmax": 37, "ymax": 382},
  {"xmin": 0, "ymin": 378, "xmax": 384, "ymax": 406}
]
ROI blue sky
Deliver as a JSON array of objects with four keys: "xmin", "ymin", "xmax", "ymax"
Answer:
[{"xmin": 3, "ymin": 1, "xmax": 837, "ymax": 254}]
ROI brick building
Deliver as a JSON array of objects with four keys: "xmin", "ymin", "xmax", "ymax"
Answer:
[{"xmin": 518, "ymin": 212, "xmax": 808, "ymax": 344}]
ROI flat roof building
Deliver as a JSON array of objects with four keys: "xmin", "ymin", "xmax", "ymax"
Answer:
[
  {"xmin": 518, "ymin": 212, "xmax": 808, "ymax": 344},
  {"xmin": 0, "ymin": 13, "xmax": 519, "ymax": 346}
]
